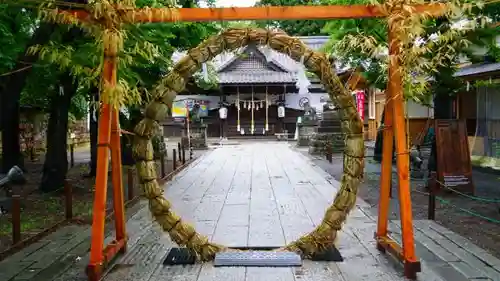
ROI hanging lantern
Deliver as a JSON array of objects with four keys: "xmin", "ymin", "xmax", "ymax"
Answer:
[
  {"xmin": 219, "ymin": 106, "xmax": 227, "ymax": 119},
  {"xmin": 260, "ymin": 100, "xmax": 263, "ymax": 108},
  {"xmin": 256, "ymin": 104, "xmax": 260, "ymax": 111},
  {"xmin": 278, "ymin": 105, "xmax": 285, "ymax": 118}
]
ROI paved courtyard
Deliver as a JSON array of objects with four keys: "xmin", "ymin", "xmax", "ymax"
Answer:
[{"xmin": 2, "ymin": 142, "xmax": 500, "ymax": 281}]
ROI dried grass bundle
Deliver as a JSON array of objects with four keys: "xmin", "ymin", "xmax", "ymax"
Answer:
[{"xmin": 132, "ymin": 28, "xmax": 364, "ymax": 260}]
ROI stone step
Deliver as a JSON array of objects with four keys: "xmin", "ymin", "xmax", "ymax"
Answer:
[
  {"xmin": 317, "ymin": 127, "xmax": 343, "ymax": 133},
  {"xmin": 321, "ymin": 111, "xmax": 340, "ymax": 120},
  {"xmin": 319, "ymin": 120, "xmax": 342, "ymax": 127},
  {"xmin": 308, "ymin": 131, "xmax": 346, "ymax": 155}
]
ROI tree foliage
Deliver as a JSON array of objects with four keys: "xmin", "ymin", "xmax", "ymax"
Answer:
[
  {"xmin": 0, "ymin": 5, "xmax": 34, "ymax": 75},
  {"xmin": 255, "ymin": 0, "xmax": 329, "ymax": 36},
  {"xmin": 322, "ymin": 0, "xmax": 500, "ymax": 106}
]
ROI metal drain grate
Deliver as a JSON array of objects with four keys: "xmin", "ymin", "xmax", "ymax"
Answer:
[
  {"xmin": 163, "ymin": 248, "xmax": 196, "ymax": 265},
  {"xmin": 214, "ymin": 251, "xmax": 302, "ymax": 267}
]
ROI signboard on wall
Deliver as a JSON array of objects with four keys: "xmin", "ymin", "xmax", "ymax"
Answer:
[
  {"xmin": 353, "ymin": 90, "xmax": 365, "ymax": 121},
  {"xmin": 171, "ymin": 99, "xmax": 209, "ymax": 118},
  {"xmin": 435, "ymin": 119, "xmax": 474, "ymax": 194}
]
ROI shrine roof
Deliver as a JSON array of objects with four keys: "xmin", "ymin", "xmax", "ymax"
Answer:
[
  {"xmin": 172, "ymin": 35, "xmax": 333, "ymax": 84},
  {"xmin": 218, "ymin": 70, "xmax": 296, "ymax": 83},
  {"xmin": 454, "ymin": 62, "xmax": 500, "ymax": 79}
]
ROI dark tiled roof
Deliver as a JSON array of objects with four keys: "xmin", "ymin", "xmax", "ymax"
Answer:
[
  {"xmin": 173, "ymin": 36, "xmax": 332, "ymax": 85},
  {"xmin": 219, "ymin": 70, "xmax": 296, "ymax": 84},
  {"xmin": 454, "ymin": 62, "xmax": 500, "ymax": 78},
  {"xmin": 217, "ymin": 37, "xmax": 331, "ymax": 84}
]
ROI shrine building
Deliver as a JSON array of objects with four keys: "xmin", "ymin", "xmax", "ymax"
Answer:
[{"xmin": 164, "ymin": 36, "xmax": 376, "ymax": 139}]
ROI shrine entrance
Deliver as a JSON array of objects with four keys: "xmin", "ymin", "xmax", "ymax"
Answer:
[
  {"xmin": 133, "ymin": 28, "xmax": 364, "ymax": 263},
  {"xmin": 49, "ymin": 2, "xmax": 453, "ymax": 281}
]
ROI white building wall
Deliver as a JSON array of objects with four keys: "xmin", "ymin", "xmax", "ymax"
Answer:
[{"xmin": 406, "ymin": 100, "xmax": 434, "ymax": 118}]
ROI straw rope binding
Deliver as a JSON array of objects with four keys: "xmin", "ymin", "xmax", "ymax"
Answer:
[{"xmin": 132, "ymin": 28, "xmax": 364, "ymax": 261}]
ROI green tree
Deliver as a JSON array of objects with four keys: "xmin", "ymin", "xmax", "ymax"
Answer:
[
  {"xmin": 1, "ymin": 0, "xmax": 218, "ymax": 189},
  {"xmin": 322, "ymin": 0, "xmax": 500, "ymax": 162},
  {"xmin": 321, "ymin": 0, "xmax": 387, "ymax": 89},
  {"xmin": 323, "ymin": 0, "xmax": 500, "ymax": 105},
  {"xmin": 255, "ymin": 0, "xmax": 329, "ymax": 36}
]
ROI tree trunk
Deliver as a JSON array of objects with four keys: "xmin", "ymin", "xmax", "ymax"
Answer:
[
  {"xmin": 0, "ymin": 23, "xmax": 56, "ymax": 173},
  {"xmin": 87, "ymin": 88, "xmax": 99, "ymax": 177},
  {"xmin": 39, "ymin": 74, "xmax": 78, "ymax": 192}
]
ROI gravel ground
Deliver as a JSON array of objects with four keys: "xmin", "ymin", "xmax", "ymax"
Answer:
[{"xmin": 297, "ymin": 145, "xmax": 500, "ymax": 259}]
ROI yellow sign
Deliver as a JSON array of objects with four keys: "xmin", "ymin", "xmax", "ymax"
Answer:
[
  {"xmin": 172, "ymin": 101, "xmax": 188, "ymax": 117},
  {"xmin": 172, "ymin": 99, "xmax": 209, "ymax": 117}
]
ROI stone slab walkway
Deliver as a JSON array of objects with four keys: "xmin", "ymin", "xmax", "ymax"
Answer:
[{"xmin": 3, "ymin": 142, "xmax": 500, "ymax": 281}]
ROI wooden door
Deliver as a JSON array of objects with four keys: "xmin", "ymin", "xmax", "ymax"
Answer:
[{"xmin": 434, "ymin": 119, "xmax": 474, "ymax": 195}]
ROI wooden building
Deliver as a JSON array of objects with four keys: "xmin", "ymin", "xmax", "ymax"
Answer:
[
  {"xmin": 454, "ymin": 62, "xmax": 500, "ymax": 167},
  {"xmin": 166, "ymin": 36, "xmax": 376, "ymax": 139}
]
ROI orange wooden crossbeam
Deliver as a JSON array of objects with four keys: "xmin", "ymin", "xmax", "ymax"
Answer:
[{"xmin": 66, "ymin": 4, "xmax": 447, "ymax": 22}]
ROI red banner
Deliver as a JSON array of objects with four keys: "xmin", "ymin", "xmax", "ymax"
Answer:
[{"xmin": 354, "ymin": 90, "xmax": 365, "ymax": 121}]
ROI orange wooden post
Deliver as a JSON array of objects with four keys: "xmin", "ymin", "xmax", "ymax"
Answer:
[
  {"xmin": 86, "ymin": 32, "xmax": 127, "ymax": 281},
  {"xmin": 387, "ymin": 22, "xmax": 420, "ymax": 278},
  {"xmin": 376, "ymin": 91, "xmax": 394, "ymax": 238},
  {"xmin": 86, "ymin": 103, "xmax": 112, "ymax": 281},
  {"xmin": 110, "ymin": 108, "xmax": 127, "ymax": 242}
]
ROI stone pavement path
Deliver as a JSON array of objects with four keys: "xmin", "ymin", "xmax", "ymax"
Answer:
[
  {"xmin": 73, "ymin": 142, "xmax": 500, "ymax": 281},
  {"xmin": 0, "ymin": 201, "xmax": 146, "ymax": 281},
  {"xmin": 3, "ymin": 142, "xmax": 500, "ymax": 281}
]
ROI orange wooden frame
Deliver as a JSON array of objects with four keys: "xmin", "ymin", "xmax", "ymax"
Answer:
[
  {"xmin": 86, "ymin": 43, "xmax": 128, "ymax": 281},
  {"xmin": 375, "ymin": 24, "xmax": 420, "ymax": 279},
  {"xmin": 66, "ymin": 4, "xmax": 447, "ymax": 22},
  {"xmin": 77, "ymin": 4, "xmax": 450, "ymax": 281}
]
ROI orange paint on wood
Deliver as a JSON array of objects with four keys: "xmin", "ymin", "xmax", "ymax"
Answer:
[
  {"xmin": 387, "ymin": 25, "xmax": 418, "ymax": 266},
  {"xmin": 66, "ymin": 4, "xmax": 447, "ymax": 22},
  {"xmin": 87, "ymin": 45, "xmax": 126, "ymax": 281},
  {"xmin": 88, "ymin": 102, "xmax": 112, "ymax": 271},
  {"xmin": 376, "ymin": 87, "xmax": 394, "ymax": 238},
  {"xmin": 110, "ymin": 108, "xmax": 127, "ymax": 242}
]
